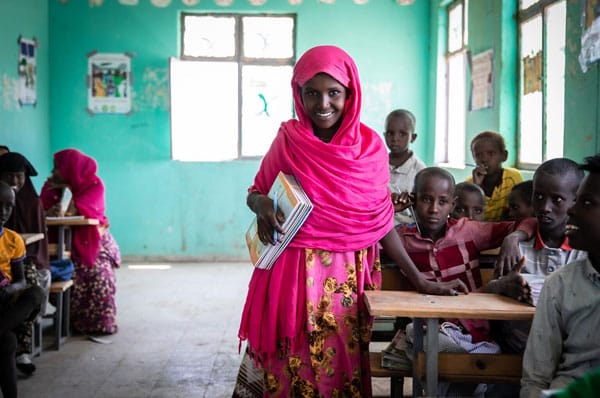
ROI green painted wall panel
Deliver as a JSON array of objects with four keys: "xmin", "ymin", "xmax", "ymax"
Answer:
[
  {"xmin": 48, "ymin": 0, "xmax": 432, "ymax": 260},
  {"xmin": 564, "ymin": 0, "xmax": 600, "ymax": 161},
  {"xmin": 0, "ymin": 0, "xmax": 51, "ymax": 188}
]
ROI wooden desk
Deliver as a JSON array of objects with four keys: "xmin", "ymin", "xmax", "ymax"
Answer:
[
  {"xmin": 364, "ymin": 290, "xmax": 535, "ymax": 397},
  {"xmin": 46, "ymin": 217, "xmax": 99, "ymax": 260},
  {"xmin": 20, "ymin": 233, "xmax": 45, "ymax": 245}
]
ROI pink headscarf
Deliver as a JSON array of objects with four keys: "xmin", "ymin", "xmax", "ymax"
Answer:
[
  {"xmin": 41, "ymin": 149, "xmax": 108, "ymax": 266},
  {"xmin": 249, "ymin": 45, "xmax": 393, "ymax": 250},
  {"xmin": 240, "ymin": 46, "xmax": 393, "ymax": 360}
]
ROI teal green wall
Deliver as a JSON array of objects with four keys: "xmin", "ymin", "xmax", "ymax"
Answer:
[
  {"xmin": 2, "ymin": 1, "xmax": 597, "ymax": 260},
  {"xmin": 564, "ymin": 0, "xmax": 600, "ymax": 159},
  {"xmin": 48, "ymin": 0, "xmax": 432, "ymax": 260},
  {"xmin": 430, "ymin": 0, "xmax": 598, "ymax": 182},
  {"xmin": 0, "ymin": 0, "xmax": 51, "ymax": 188}
]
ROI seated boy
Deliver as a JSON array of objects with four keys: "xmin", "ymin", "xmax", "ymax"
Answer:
[
  {"xmin": 397, "ymin": 167, "xmax": 535, "ymax": 295},
  {"xmin": 520, "ymin": 154, "xmax": 600, "ymax": 397},
  {"xmin": 486, "ymin": 158, "xmax": 587, "ymax": 353},
  {"xmin": 450, "ymin": 182, "xmax": 486, "ymax": 221},
  {"xmin": 507, "ymin": 180, "xmax": 534, "ymax": 221},
  {"xmin": 0, "ymin": 181, "xmax": 44, "ymax": 397},
  {"xmin": 395, "ymin": 167, "xmax": 536, "ymax": 396}
]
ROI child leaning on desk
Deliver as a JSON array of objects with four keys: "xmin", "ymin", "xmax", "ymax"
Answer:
[
  {"xmin": 393, "ymin": 167, "xmax": 536, "ymax": 396},
  {"xmin": 520, "ymin": 154, "xmax": 600, "ymax": 398},
  {"xmin": 485, "ymin": 158, "xmax": 587, "ymax": 355},
  {"xmin": 0, "ymin": 151, "xmax": 52, "ymax": 375},
  {"xmin": 41, "ymin": 148, "xmax": 121, "ymax": 335},
  {"xmin": 0, "ymin": 181, "xmax": 45, "ymax": 398}
]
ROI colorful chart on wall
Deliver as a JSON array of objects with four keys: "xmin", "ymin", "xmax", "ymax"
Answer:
[
  {"xmin": 87, "ymin": 52, "xmax": 132, "ymax": 114},
  {"xmin": 579, "ymin": 0, "xmax": 600, "ymax": 72},
  {"xmin": 18, "ymin": 36, "xmax": 38, "ymax": 106}
]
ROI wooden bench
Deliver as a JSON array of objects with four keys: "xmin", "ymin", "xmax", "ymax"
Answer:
[
  {"xmin": 370, "ymin": 351, "xmax": 411, "ymax": 397},
  {"xmin": 415, "ymin": 352, "xmax": 522, "ymax": 384},
  {"xmin": 49, "ymin": 280, "xmax": 74, "ymax": 350},
  {"xmin": 48, "ymin": 243, "xmax": 71, "ymax": 259}
]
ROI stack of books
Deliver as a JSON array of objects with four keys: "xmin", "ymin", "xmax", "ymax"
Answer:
[
  {"xmin": 245, "ymin": 172, "xmax": 313, "ymax": 270},
  {"xmin": 381, "ymin": 329, "xmax": 412, "ymax": 371}
]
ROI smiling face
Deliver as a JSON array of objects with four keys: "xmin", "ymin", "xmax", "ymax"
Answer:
[
  {"xmin": 414, "ymin": 175, "xmax": 455, "ymax": 241},
  {"xmin": 566, "ymin": 172, "xmax": 600, "ymax": 263},
  {"xmin": 0, "ymin": 171, "xmax": 25, "ymax": 193},
  {"xmin": 300, "ymin": 73, "xmax": 348, "ymax": 142},
  {"xmin": 384, "ymin": 114, "xmax": 415, "ymax": 156},
  {"xmin": 532, "ymin": 171, "xmax": 579, "ymax": 237}
]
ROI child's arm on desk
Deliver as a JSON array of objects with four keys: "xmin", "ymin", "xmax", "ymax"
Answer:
[
  {"xmin": 380, "ymin": 229, "xmax": 468, "ymax": 296},
  {"xmin": 484, "ymin": 257, "xmax": 533, "ymax": 305}
]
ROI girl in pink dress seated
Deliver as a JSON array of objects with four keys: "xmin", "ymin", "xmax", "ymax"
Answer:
[{"xmin": 233, "ymin": 45, "xmax": 467, "ymax": 398}]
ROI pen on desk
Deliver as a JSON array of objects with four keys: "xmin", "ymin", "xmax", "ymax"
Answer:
[{"xmin": 272, "ymin": 191, "xmax": 278, "ymax": 244}]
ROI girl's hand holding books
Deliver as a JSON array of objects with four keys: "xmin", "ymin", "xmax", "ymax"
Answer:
[{"xmin": 254, "ymin": 194, "xmax": 285, "ymax": 245}]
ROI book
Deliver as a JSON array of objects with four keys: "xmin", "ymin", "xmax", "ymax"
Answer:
[
  {"xmin": 59, "ymin": 187, "xmax": 73, "ymax": 217},
  {"xmin": 245, "ymin": 172, "xmax": 313, "ymax": 270},
  {"xmin": 46, "ymin": 216, "xmax": 85, "ymax": 221}
]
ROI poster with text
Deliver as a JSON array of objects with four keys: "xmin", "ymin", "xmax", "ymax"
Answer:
[
  {"xmin": 87, "ymin": 53, "xmax": 131, "ymax": 114},
  {"xmin": 18, "ymin": 37, "xmax": 37, "ymax": 106}
]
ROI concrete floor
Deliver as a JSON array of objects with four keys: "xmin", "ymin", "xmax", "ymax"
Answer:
[{"xmin": 17, "ymin": 262, "xmax": 397, "ymax": 398}]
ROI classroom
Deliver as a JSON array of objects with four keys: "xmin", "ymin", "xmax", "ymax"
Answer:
[{"xmin": 1, "ymin": 0, "xmax": 599, "ymax": 397}]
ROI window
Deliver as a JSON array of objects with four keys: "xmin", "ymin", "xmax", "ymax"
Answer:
[
  {"xmin": 170, "ymin": 14, "xmax": 296, "ymax": 161},
  {"xmin": 518, "ymin": 0, "xmax": 566, "ymax": 167},
  {"xmin": 435, "ymin": 0, "xmax": 468, "ymax": 166}
]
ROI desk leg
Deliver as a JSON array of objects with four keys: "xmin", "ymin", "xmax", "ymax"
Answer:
[
  {"xmin": 57, "ymin": 225, "xmax": 65, "ymax": 260},
  {"xmin": 63, "ymin": 287, "xmax": 71, "ymax": 339},
  {"xmin": 412, "ymin": 318, "xmax": 423, "ymax": 397},
  {"xmin": 425, "ymin": 318, "xmax": 439, "ymax": 397},
  {"xmin": 54, "ymin": 291, "xmax": 63, "ymax": 350}
]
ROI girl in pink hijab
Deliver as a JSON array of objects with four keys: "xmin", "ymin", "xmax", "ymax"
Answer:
[
  {"xmin": 233, "ymin": 45, "xmax": 466, "ymax": 397},
  {"xmin": 41, "ymin": 149, "xmax": 120, "ymax": 335}
]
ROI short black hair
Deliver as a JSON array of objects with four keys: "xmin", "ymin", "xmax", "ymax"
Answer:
[
  {"xmin": 385, "ymin": 109, "xmax": 416, "ymax": 129},
  {"xmin": 510, "ymin": 180, "xmax": 533, "ymax": 204},
  {"xmin": 470, "ymin": 131, "xmax": 507, "ymax": 153},
  {"xmin": 0, "ymin": 145, "xmax": 9, "ymax": 152},
  {"xmin": 455, "ymin": 182, "xmax": 485, "ymax": 200},
  {"xmin": 580, "ymin": 153, "xmax": 600, "ymax": 174},
  {"xmin": 413, "ymin": 167, "xmax": 455, "ymax": 196},
  {"xmin": 534, "ymin": 158, "xmax": 584, "ymax": 194}
]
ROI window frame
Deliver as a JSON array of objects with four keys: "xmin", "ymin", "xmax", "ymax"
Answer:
[
  {"xmin": 174, "ymin": 12, "xmax": 296, "ymax": 161},
  {"xmin": 435, "ymin": 0, "xmax": 469, "ymax": 167},
  {"xmin": 516, "ymin": 0, "xmax": 566, "ymax": 169}
]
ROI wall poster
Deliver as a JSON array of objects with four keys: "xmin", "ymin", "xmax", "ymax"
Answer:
[
  {"xmin": 579, "ymin": 0, "xmax": 600, "ymax": 72},
  {"xmin": 87, "ymin": 52, "xmax": 132, "ymax": 114},
  {"xmin": 469, "ymin": 49, "xmax": 494, "ymax": 110},
  {"xmin": 18, "ymin": 36, "xmax": 38, "ymax": 106}
]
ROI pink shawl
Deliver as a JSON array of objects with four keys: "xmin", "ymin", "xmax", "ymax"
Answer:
[
  {"xmin": 41, "ymin": 149, "xmax": 108, "ymax": 266},
  {"xmin": 239, "ymin": 45, "xmax": 393, "ymax": 360}
]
